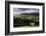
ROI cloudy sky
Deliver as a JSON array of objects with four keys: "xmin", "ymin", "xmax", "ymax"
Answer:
[{"xmin": 13, "ymin": 8, "xmax": 39, "ymax": 16}]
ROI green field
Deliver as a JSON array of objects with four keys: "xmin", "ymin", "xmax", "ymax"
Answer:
[
  {"xmin": 14, "ymin": 15, "xmax": 39, "ymax": 20},
  {"xmin": 14, "ymin": 14, "xmax": 39, "ymax": 27}
]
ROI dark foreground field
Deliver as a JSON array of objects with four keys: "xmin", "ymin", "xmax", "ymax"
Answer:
[{"xmin": 13, "ymin": 13, "xmax": 39, "ymax": 27}]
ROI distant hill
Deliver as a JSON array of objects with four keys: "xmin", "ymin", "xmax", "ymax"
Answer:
[{"xmin": 21, "ymin": 13, "xmax": 39, "ymax": 15}]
